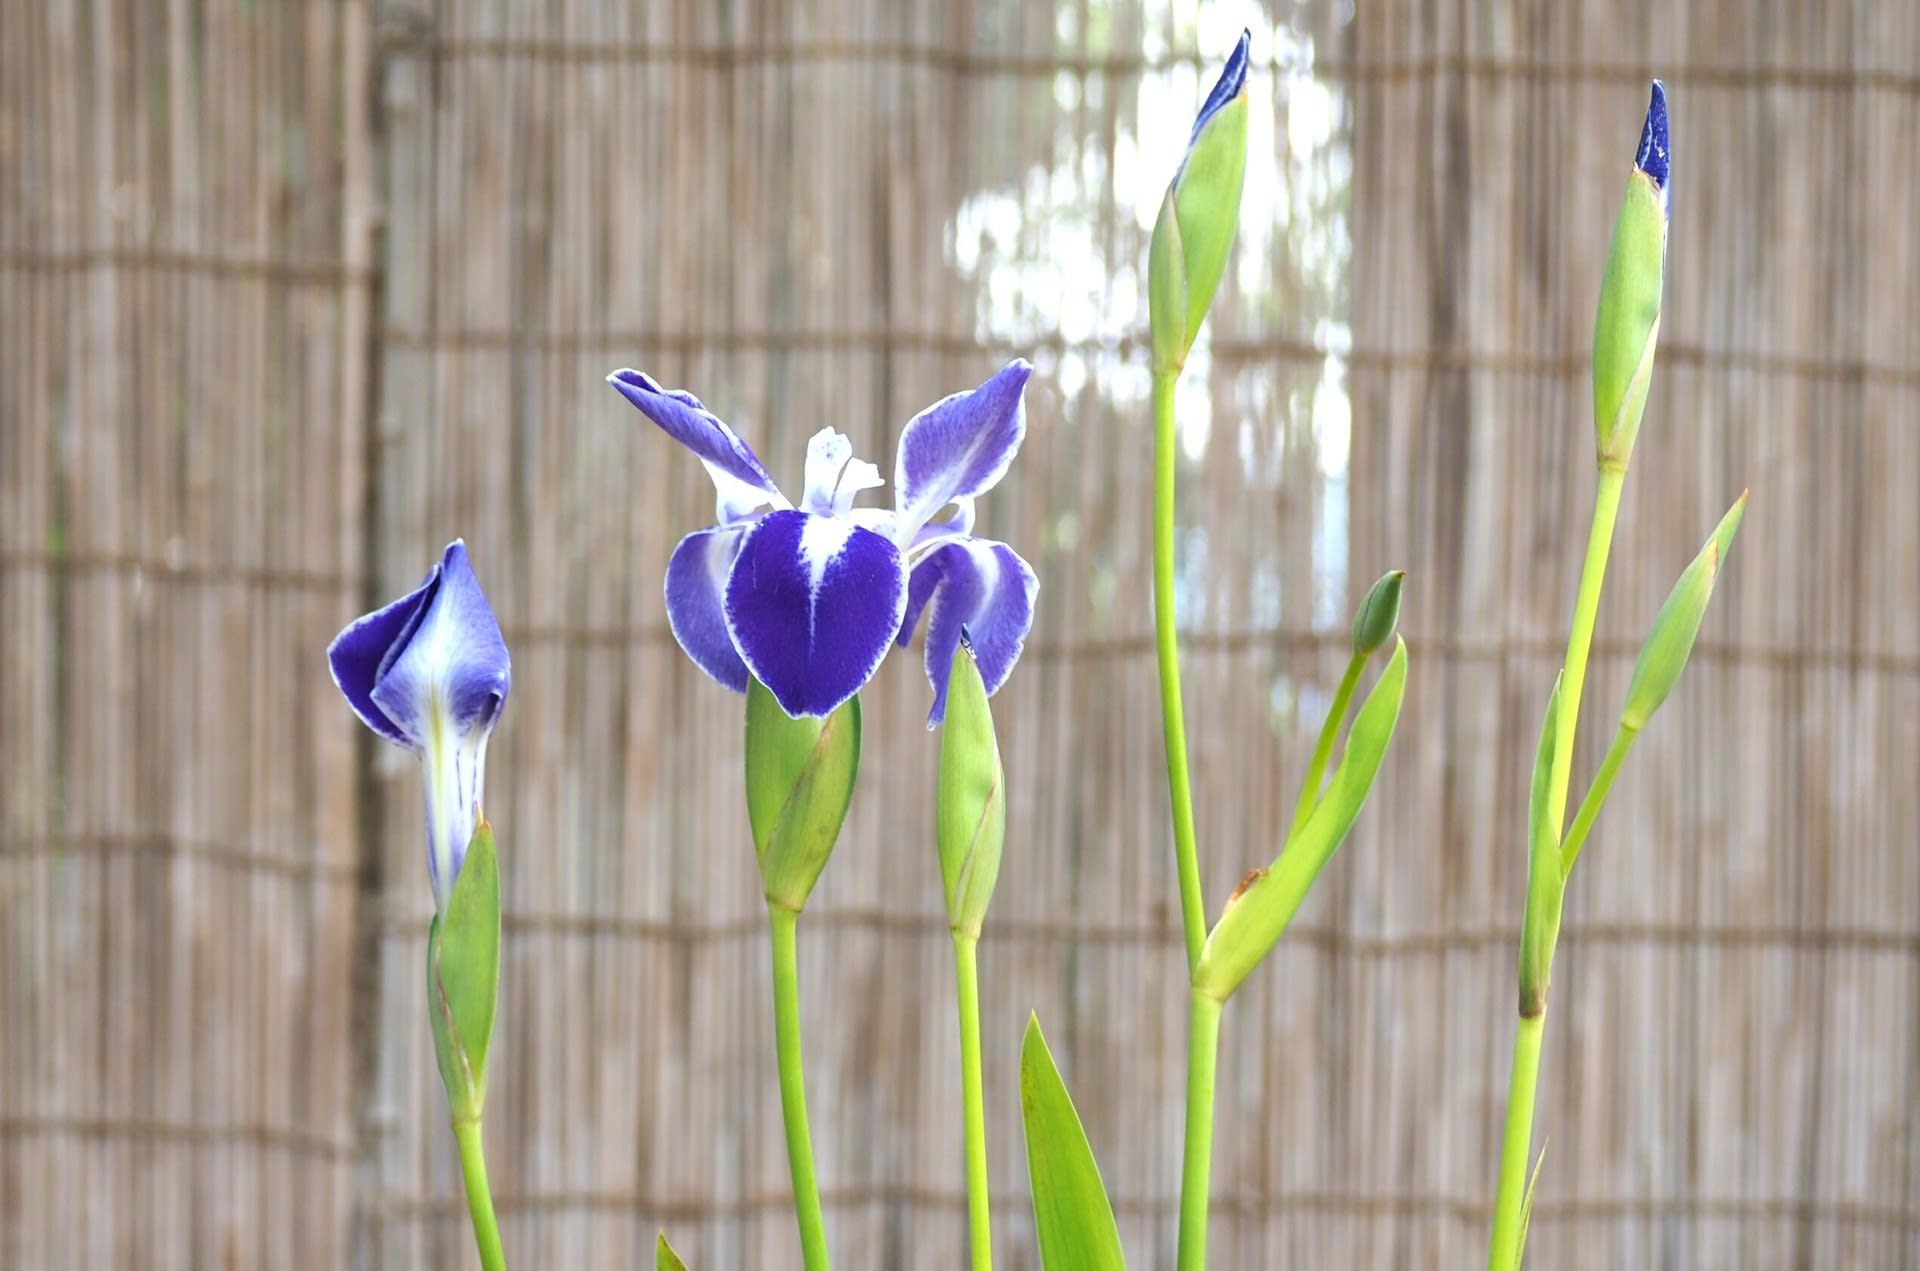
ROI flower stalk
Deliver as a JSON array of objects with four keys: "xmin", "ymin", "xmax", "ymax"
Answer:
[{"xmin": 768, "ymin": 902, "xmax": 832, "ymax": 1271}]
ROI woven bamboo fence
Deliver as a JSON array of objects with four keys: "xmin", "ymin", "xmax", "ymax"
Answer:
[{"xmin": 3, "ymin": 1, "xmax": 1916, "ymax": 1267}]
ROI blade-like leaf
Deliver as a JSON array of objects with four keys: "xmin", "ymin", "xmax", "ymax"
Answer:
[
  {"xmin": 656, "ymin": 1231, "xmax": 689, "ymax": 1271},
  {"xmin": 1021, "ymin": 1015, "xmax": 1127, "ymax": 1271},
  {"xmin": 1194, "ymin": 639, "xmax": 1408, "ymax": 1000}
]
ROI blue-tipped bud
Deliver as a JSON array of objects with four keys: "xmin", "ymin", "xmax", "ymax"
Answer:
[
  {"xmin": 1149, "ymin": 31, "xmax": 1251, "ymax": 376},
  {"xmin": 1591, "ymin": 81, "xmax": 1671, "ymax": 467}
]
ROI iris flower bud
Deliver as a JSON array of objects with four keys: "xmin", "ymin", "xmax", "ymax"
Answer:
[{"xmin": 1592, "ymin": 82, "xmax": 1671, "ymax": 467}]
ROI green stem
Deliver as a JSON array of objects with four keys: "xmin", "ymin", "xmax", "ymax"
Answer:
[
  {"xmin": 1544, "ymin": 466, "xmax": 1626, "ymax": 833},
  {"xmin": 452, "ymin": 1116, "xmax": 507, "ymax": 1271},
  {"xmin": 1559, "ymin": 725, "xmax": 1637, "ymax": 876},
  {"xmin": 1177, "ymin": 989, "xmax": 1224, "ymax": 1271},
  {"xmin": 1488, "ymin": 464, "xmax": 1626, "ymax": 1269},
  {"xmin": 952, "ymin": 935, "xmax": 993, "ymax": 1271},
  {"xmin": 768, "ymin": 904, "xmax": 832, "ymax": 1271},
  {"xmin": 1152, "ymin": 371, "xmax": 1207, "ymax": 974},
  {"xmin": 1486, "ymin": 1012, "xmax": 1546, "ymax": 1271},
  {"xmin": 1286, "ymin": 651, "xmax": 1367, "ymax": 843}
]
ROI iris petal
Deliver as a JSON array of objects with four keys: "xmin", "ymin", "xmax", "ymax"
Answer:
[
  {"xmin": 905, "ymin": 537, "xmax": 1038, "ymax": 727},
  {"xmin": 1188, "ymin": 30, "xmax": 1251, "ymax": 148},
  {"xmin": 608, "ymin": 370, "xmax": 787, "ymax": 523},
  {"xmin": 327, "ymin": 566, "xmax": 437, "ymax": 747},
  {"xmin": 724, "ymin": 509, "xmax": 907, "ymax": 718},
  {"xmin": 369, "ymin": 541, "xmax": 513, "ymax": 749},
  {"xmin": 892, "ymin": 361, "xmax": 1031, "ymax": 547},
  {"xmin": 664, "ymin": 523, "xmax": 753, "ymax": 693}
]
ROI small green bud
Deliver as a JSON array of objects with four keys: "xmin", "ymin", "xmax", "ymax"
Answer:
[
  {"xmin": 1148, "ymin": 32, "xmax": 1250, "ymax": 377},
  {"xmin": 1351, "ymin": 569, "xmax": 1406, "ymax": 656},
  {"xmin": 1619, "ymin": 492, "xmax": 1746, "ymax": 733},
  {"xmin": 746, "ymin": 678, "xmax": 861, "ymax": 912},
  {"xmin": 937, "ymin": 636, "xmax": 1006, "ymax": 941},
  {"xmin": 428, "ymin": 818, "xmax": 501, "ymax": 1122},
  {"xmin": 1592, "ymin": 83, "xmax": 1670, "ymax": 468},
  {"xmin": 1517, "ymin": 679, "xmax": 1564, "ymax": 1018}
]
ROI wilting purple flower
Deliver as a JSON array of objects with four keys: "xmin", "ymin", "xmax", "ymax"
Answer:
[
  {"xmin": 328, "ymin": 540, "xmax": 511, "ymax": 911},
  {"xmin": 608, "ymin": 361, "xmax": 1038, "ymax": 725}
]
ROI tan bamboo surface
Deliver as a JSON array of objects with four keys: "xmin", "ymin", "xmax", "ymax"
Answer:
[{"xmin": 4, "ymin": 0, "xmax": 1917, "ymax": 1267}]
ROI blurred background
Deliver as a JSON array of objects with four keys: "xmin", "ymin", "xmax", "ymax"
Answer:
[{"xmin": 4, "ymin": 1, "xmax": 1917, "ymax": 1267}]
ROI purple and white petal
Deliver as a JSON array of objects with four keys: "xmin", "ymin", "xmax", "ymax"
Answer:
[
  {"xmin": 327, "ymin": 563, "xmax": 439, "ymax": 748},
  {"xmin": 724, "ymin": 509, "xmax": 907, "ymax": 718},
  {"xmin": 368, "ymin": 541, "xmax": 513, "ymax": 749},
  {"xmin": 607, "ymin": 370, "xmax": 788, "ymax": 523},
  {"xmin": 908, "ymin": 537, "xmax": 1038, "ymax": 727},
  {"xmin": 891, "ymin": 361, "xmax": 1032, "ymax": 546},
  {"xmin": 664, "ymin": 523, "xmax": 753, "ymax": 693},
  {"xmin": 800, "ymin": 428, "xmax": 884, "ymax": 517}
]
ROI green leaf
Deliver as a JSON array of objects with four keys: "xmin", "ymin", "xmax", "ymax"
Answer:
[
  {"xmin": 1021, "ymin": 1015, "xmax": 1127, "ymax": 1271},
  {"xmin": 938, "ymin": 640, "xmax": 1006, "ymax": 940},
  {"xmin": 1517, "ymin": 678, "xmax": 1565, "ymax": 1018},
  {"xmin": 656, "ymin": 1231, "xmax": 689, "ymax": 1271},
  {"xmin": 1620, "ymin": 492, "xmax": 1748, "ymax": 732},
  {"xmin": 1194, "ymin": 639, "xmax": 1408, "ymax": 1000},
  {"xmin": 745, "ymin": 679, "xmax": 862, "ymax": 913},
  {"xmin": 429, "ymin": 819, "xmax": 501, "ymax": 1121}
]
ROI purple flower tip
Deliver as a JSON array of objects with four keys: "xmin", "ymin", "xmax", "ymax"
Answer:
[
  {"xmin": 1189, "ymin": 29, "xmax": 1252, "ymax": 145},
  {"xmin": 1635, "ymin": 80, "xmax": 1669, "ymax": 190}
]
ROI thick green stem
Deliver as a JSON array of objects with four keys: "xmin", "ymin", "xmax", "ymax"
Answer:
[
  {"xmin": 1177, "ymin": 989, "xmax": 1224, "ymax": 1271},
  {"xmin": 768, "ymin": 904, "xmax": 832, "ymax": 1271},
  {"xmin": 952, "ymin": 935, "xmax": 993, "ymax": 1271},
  {"xmin": 1486, "ymin": 1012, "xmax": 1546, "ymax": 1271},
  {"xmin": 452, "ymin": 1116, "xmax": 506, "ymax": 1271},
  {"xmin": 1286, "ymin": 651, "xmax": 1367, "ymax": 843},
  {"xmin": 1152, "ymin": 371, "xmax": 1207, "ymax": 973},
  {"xmin": 1488, "ymin": 464, "xmax": 1626, "ymax": 1268}
]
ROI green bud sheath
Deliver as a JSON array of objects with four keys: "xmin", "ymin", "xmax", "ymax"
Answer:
[
  {"xmin": 428, "ymin": 819, "xmax": 501, "ymax": 1123},
  {"xmin": 1592, "ymin": 169, "xmax": 1668, "ymax": 467},
  {"xmin": 1149, "ymin": 49, "xmax": 1249, "ymax": 378},
  {"xmin": 937, "ymin": 640, "xmax": 1006, "ymax": 941},
  {"xmin": 1195, "ymin": 639, "xmax": 1407, "ymax": 1000},
  {"xmin": 1517, "ymin": 679, "xmax": 1564, "ymax": 1018},
  {"xmin": 1351, "ymin": 569, "xmax": 1406, "ymax": 656},
  {"xmin": 1148, "ymin": 189, "xmax": 1190, "ymax": 376},
  {"xmin": 746, "ymin": 678, "xmax": 862, "ymax": 913},
  {"xmin": 1620, "ymin": 492, "xmax": 1748, "ymax": 732}
]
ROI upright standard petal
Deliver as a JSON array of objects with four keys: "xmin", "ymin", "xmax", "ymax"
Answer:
[
  {"xmin": 664, "ymin": 524, "xmax": 752, "ymax": 693},
  {"xmin": 607, "ymin": 370, "xmax": 787, "ymax": 523},
  {"xmin": 901, "ymin": 537, "xmax": 1037, "ymax": 727},
  {"xmin": 799, "ymin": 428, "xmax": 884, "ymax": 517},
  {"xmin": 369, "ymin": 542, "xmax": 512, "ymax": 746},
  {"xmin": 725, "ymin": 509, "xmax": 907, "ymax": 718},
  {"xmin": 891, "ymin": 361, "xmax": 1032, "ymax": 546}
]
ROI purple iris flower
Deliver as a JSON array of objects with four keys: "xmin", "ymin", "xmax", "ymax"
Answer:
[
  {"xmin": 608, "ymin": 360, "xmax": 1038, "ymax": 726},
  {"xmin": 328, "ymin": 540, "xmax": 511, "ymax": 911}
]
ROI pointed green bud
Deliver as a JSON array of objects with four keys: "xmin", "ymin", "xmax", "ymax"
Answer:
[
  {"xmin": 746, "ymin": 678, "xmax": 861, "ymax": 913},
  {"xmin": 1194, "ymin": 639, "xmax": 1406, "ymax": 1000},
  {"xmin": 1592, "ymin": 82, "xmax": 1670, "ymax": 468},
  {"xmin": 428, "ymin": 818, "xmax": 501, "ymax": 1123},
  {"xmin": 937, "ymin": 635, "xmax": 1006, "ymax": 941},
  {"xmin": 1619, "ymin": 492, "xmax": 1747, "ymax": 733},
  {"xmin": 1351, "ymin": 569, "xmax": 1406, "ymax": 656},
  {"xmin": 1517, "ymin": 678, "xmax": 1564, "ymax": 1018},
  {"xmin": 1148, "ymin": 32, "xmax": 1249, "ymax": 376},
  {"xmin": 656, "ymin": 1231, "xmax": 690, "ymax": 1271}
]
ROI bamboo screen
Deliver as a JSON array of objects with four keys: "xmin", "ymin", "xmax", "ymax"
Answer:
[{"xmin": 4, "ymin": 1, "xmax": 1916, "ymax": 1268}]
